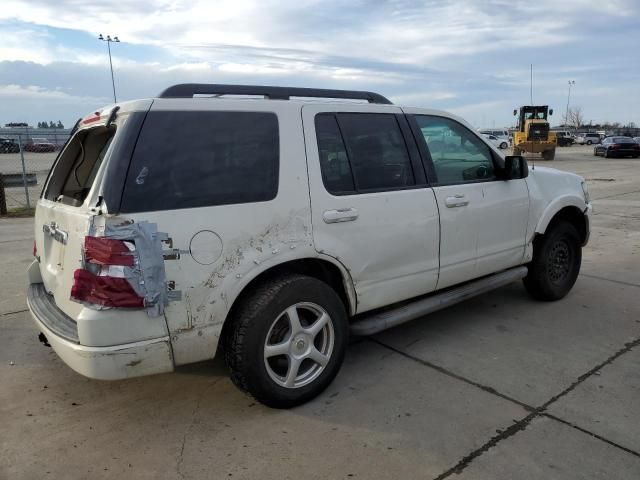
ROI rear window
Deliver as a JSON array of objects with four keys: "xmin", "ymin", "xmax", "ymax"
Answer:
[
  {"xmin": 43, "ymin": 126, "xmax": 116, "ymax": 206},
  {"xmin": 120, "ymin": 111, "xmax": 279, "ymax": 212}
]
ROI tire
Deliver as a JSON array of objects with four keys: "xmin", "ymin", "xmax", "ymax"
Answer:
[
  {"xmin": 604, "ymin": 150, "xmax": 610, "ymax": 158},
  {"xmin": 223, "ymin": 274, "xmax": 349, "ymax": 408},
  {"xmin": 542, "ymin": 149, "xmax": 555, "ymax": 160},
  {"xmin": 586, "ymin": 140, "xmax": 592, "ymax": 145},
  {"xmin": 593, "ymin": 149, "xmax": 598, "ymax": 156},
  {"xmin": 500, "ymin": 142, "xmax": 508, "ymax": 149},
  {"xmin": 523, "ymin": 221, "xmax": 582, "ymax": 301},
  {"xmin": 513, "ymin": 147, "xmax": 521, "ymax": 156}
]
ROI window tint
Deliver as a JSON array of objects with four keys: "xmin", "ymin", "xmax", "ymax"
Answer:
[
  {"xmin": 315, "ymin": 114, "xmax": 355, "ymax": 193},
  {"xmin": 414, "ymin": 115, "xmax": 496, "ymax": 185},
  {"xmin": 337, "ymin": 113, "xmax": 415, "ymax": 190},
  {"xmin": 315, "ymin": 113, "xmax": 415, "ymax": 193},
  {"xmin": 120, "ymin": 111, "xmax": 278, "ymax": 212}
]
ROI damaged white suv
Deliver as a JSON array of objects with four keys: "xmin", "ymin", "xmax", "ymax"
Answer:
[{"xmin": 28, "ymin": 84, "xmax": 591, "ymax": 408}]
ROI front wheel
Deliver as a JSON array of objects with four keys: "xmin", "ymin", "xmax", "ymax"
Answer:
[
  {"xmin": 500, "ymin": 142, "xmax": 508, "ymax": 149},
  {"xmin": 523, "ymin": 221, "xmax": 582, "ymax": 301},
  {"xmin": 224, "ymin": 275, "xmax": 348, "ymax": 408}
]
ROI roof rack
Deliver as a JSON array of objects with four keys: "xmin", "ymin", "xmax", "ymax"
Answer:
[{"xmin": 157, "ymin": 84, "xmax": 393, "ymax": 104}]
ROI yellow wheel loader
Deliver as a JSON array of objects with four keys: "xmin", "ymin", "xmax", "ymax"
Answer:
[{"xmin": 512, "ymin": 105, "xmax": 557, "ymax": 160}]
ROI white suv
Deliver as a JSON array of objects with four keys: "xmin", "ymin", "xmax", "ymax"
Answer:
[{"xmin": 27, "ymin": 84, "xmax": 591, "ymax": 408}]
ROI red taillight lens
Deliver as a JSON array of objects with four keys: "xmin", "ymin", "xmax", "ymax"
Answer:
[
  {"xmin": 70, "ymin": 269, "xmax": 144, "ymax": 308},
  {"xmin": 33, "ymin": 241, "xmax": 37, "ymax": 257},
  {"xmin": 611, "ymin": 144, "xmax": 620, "ymax": 150},
  {"xmin": 84, "ymin": 236, "xmax": 134, "ymax": 266}
]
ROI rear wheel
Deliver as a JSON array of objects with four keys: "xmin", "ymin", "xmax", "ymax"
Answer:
[
  {"xmin": 224, "ymin": 275, "xmax": 348, "ymax": 408},
  {"xmin": 524, "ymin": 221, "xmax": 582, "ymax": 301},
  {"xmin": 587, "ymin": 140, "xmax": 592, "ymax": 145},
  {"xmin": 604, "ymin": 150, "xmax": 610, "ymax": 158},
  {"xmin": 500, "ymin": 142, "xmax": 508, "ymax": 149},
  {"xmin": 542, "ymin": 149, "xmax": 555, "ymax": 160}
]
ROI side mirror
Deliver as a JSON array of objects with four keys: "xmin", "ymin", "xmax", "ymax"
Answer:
[
  {"xmin": 501, "ymin": 155, "xmax": 528, "ymax": 180},
  {"xmin": 513, "ymin": 109, "xmax": 518, "ymax": 116},
  {"xmin": 549, "ymin": 108, "xmax": 554, "ymax": 116}
]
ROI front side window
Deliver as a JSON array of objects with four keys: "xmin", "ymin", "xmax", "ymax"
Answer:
[
  {"xmin": 414, "ymin": 115, "xmax": 496, "ymax": 185},
  {"xmin": 120, "ymin": 111, "xmax": 279, "ymax": 212},
  {"xmin": 315, "ymin": 113, "xmax": 415, "ymax": 194}
]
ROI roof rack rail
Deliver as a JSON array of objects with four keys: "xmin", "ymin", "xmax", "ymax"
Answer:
[{"xmin": 157, "ymin": 84, "xmax": 393, "ymax": 104}]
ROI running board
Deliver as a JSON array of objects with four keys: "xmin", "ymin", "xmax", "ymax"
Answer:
[{"xmin": 350, "ymin": 266, "xmax": 528, "ymax": 336}]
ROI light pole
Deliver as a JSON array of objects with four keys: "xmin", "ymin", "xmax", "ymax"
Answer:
[
  {"xmin": 98, "ymin": 34, "xmax": 120, "ymax": 103},
  {"xmin": 565, "ymin": 80, "xmax": 575, "ymax": 128}
]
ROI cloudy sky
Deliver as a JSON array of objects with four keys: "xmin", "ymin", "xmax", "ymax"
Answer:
[{"xmin": 0, "ymin": 0, "xmax": 638, "ymax": 129}]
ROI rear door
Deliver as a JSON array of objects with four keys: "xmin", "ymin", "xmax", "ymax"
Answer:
[
  {"xmin": 35, "ymin": 106, "xmax": 147, "ymax": 319},
  {"xmin": 302, "ymin": 104, "xmax": 440, "ymax": 313}
]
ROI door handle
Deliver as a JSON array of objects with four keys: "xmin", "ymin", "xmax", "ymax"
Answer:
[
  {"xmin": 323, "ymin": 208, "xmax": 359, "ymax": 224},
  {"xmin": 445, "ymin": 194, "xmax": 469, "ymax": 208}
]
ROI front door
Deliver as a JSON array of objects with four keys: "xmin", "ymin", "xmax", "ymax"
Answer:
[
  {"xmin": 302, "ymin": 104, "xmax": 440, "ymax": 313},
  {"xmin": 407, "ymin": 112, "xmax": 529, "ymax": 289}
]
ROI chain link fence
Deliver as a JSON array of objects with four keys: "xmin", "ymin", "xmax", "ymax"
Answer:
[{"xmin": 0, "ymin": 129, "xmax": 70, "ymax": 213}]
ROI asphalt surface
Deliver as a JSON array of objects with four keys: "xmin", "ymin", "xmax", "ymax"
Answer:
[{"xmin": 1, "ymin": 145, "xmax": 639, "ymax": 479}]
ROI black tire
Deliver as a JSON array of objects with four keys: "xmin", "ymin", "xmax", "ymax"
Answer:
[
  {"xmin": 542, "ymin": 149, "xmax": 555, "ymax": 160},
  {"xmin": 593, "ymin": 149, "xmax": 598, "ymax": 156},
  {"xmin": 587, "ymin": 140, "xmax": 592, "ymax": 145},
  {"xmin": 500, "ymin": 142, "xmax": 508, "ymax": 149},
  {"xmin": 523, "ymin": 221, "xmax": 582, "ymax": 301},
  {"xmin": 223, "ymin": 274, "xmax": 348, "ymax": 408},
  {"xmin": 604, "ymin": 150, "xmax": 610, "ymax": 158}
]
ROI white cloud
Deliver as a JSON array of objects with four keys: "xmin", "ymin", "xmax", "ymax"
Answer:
[{"xmin": 0, "ymin": 0, "xmax": 639, "ymax": 126}]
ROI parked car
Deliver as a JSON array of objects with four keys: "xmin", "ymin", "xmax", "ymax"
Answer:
[
  {"xmin": 594, "ymin": 136, "xmax": 640, "ymax": 158},
  {"xmin": 554, "ymin": 131, "xmax": 575, "ymax": 147},
  {"xmin": 27, "ymin": 84, "xmax": 591, "ymax": 408},
  {"xmin": 0, "ymin": 137, "xmax": 20, "ymax": 153},
  {"xmin": 479, "ymin": 129, "xmax": 511, "ymax": 148},
  {"xmin": 482, "ymin": 133, "xmax": 509, "ymax": 149},
  {"xmin": 575, "ymin": 133, "xmax": 601, "ymax": 145},
  {"xmin": 24, "ymin": 137, "xmax": 56, "ymax": 152},
  {"xmin": 633, "ymin": 137, "xmax": 640, "ymax": 144}
]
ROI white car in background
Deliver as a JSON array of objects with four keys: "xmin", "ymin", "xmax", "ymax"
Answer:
[{"xmin": 482, "ymin": 133, "xmax": 509, "ymax": 149}]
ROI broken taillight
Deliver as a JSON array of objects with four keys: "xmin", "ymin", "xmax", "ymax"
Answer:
[
  {"xmin": 84, "ymin": 236, "xmax": 134, "ymax": 266},
  {"xmin": 70, "ymin": 236, "xmax": 143, "ymax": 308},
  {"xmin": 70, "ymin": 269, "xmax": 143, "ymax": 308}
]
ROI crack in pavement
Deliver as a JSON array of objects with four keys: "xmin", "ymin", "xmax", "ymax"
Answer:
[
  {"xmin": 176, "ymin": 377, "xmax": 223, "ymax": 480},
  {"xmin": 579, "ymin": 273, "xmax": 640, "ymax": 288},
  {"xmin": 1, "ymin": 309, "xmax": 28, "ymax": 317},
  {"xmin": 371, "ymin": 336, "xmax": 640, "ymax": 479},
  {"xmin": 543, "ymin": 413, "xmax": 640, "ymax": 459}
]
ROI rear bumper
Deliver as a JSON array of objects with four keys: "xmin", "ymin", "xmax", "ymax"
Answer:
[{"xmin": 27, "ymin": 283, "xmax": 174, "ymax": 380}]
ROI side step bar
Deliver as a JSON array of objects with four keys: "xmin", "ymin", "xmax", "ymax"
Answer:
[{"xmin": 350, "ymin": 266, "xmax": 528, "ymax": 336}]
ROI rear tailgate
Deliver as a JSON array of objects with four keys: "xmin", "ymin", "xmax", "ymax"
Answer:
[{"xmin": 34, "ymin": 101, "xmax": 152, "ymax": 322}]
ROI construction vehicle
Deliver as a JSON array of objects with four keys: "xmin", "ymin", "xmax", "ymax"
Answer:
[{"xmin": 512, "ymin": 105, "xmax": 557, "ymax": 160}]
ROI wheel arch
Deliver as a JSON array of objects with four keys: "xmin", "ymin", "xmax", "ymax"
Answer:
[
  {"xmin": 535, "ymin": 204, "xmax": 588, "ymax": 245},
  {"xmin": 220, "ymin": 256, "xmax": 356, "ymax": 351}
]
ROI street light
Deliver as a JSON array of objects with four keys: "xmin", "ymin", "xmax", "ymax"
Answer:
[
  {"xmin": 565, "ymin": 80, "xmax": 576, "ymax": 129},
  {"xmin": 98, "ymin": 34, "xmax": 120, "ymax": 103}
]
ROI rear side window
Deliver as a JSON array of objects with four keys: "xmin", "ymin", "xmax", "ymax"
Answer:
[
  {"xmin": 315, "ymin": 113, "xmax": 415, "ymax": 194},
  {"xmin": 120, "ymin": 111, "xmax": 278, "ymax": 212}
]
